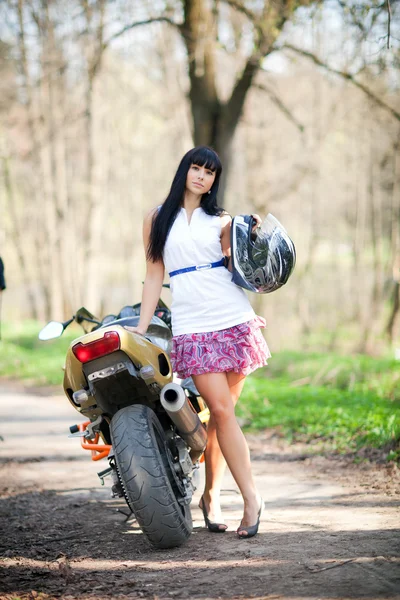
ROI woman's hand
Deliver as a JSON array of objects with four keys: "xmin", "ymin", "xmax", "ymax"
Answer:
[
  {"xmin": 124, "ymin": 325, "xmax": 146, "ymax": 336},
  {"xmin": 251, "ymin": 213, "xmax": 262, "ymax": 230}
]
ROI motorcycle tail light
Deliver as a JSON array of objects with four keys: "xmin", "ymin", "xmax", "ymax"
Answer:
[{"xmin": 72, "ymin": 331, "xmax": 120, "ymax": 363}]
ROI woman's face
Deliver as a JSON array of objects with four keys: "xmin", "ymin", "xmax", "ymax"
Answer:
[{"xmin": 185, "ymin": 163, "xmax": 216, "ymax": 196}]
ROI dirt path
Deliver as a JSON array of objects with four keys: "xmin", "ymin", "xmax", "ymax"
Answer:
[{"xmin": 0, "ymin": 384, "xmax": 399, "ymax": 600}]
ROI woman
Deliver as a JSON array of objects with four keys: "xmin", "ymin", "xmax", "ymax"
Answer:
[{"xmin": 128, "ymin": 146, "xmax": 271, "ymax": 538}]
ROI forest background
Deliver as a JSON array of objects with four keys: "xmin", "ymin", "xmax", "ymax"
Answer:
[{"xmin": 0, "ymin": 0, "xmax": 399, "ymax": 357}]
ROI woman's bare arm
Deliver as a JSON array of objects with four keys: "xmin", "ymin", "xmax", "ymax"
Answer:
[
  {"xmin": 220, "ymin": 212, "xmax": 262, "ymax": 271},
  {"xmin": 127, "ymin": 208, "xmax": 165, "ymax": 335},
  {"xmin": 220, "ymin": 213, "xmax": 232, "ymax": 260}
]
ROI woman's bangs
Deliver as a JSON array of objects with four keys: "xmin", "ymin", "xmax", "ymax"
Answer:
[{"xmin": 191, "ymin": 147, "xmax": 221, "ymax": 173}]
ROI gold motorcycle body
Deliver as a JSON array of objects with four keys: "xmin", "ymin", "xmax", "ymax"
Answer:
[{"xmin": 39, "ymin": 304, "xmax": 209, "ymax": 549}]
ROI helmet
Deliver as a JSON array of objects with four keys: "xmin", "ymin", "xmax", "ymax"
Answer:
[{"xmin": 230, "ymin": 213, "xmax": 296, "ymax": 293}]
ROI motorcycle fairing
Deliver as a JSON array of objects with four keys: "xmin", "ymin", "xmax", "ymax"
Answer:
[
  {"xmin": 99, "ymin": 315, "xmax": 172, "ymax": 354},
  {"xmin": 63, "ymin": 324, "xmax": 173, "ymax": 420}
]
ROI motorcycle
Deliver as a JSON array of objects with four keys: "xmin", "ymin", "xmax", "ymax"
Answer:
[{"xmin": 38, "ymin": 291, "xmax": 209, "ymax": 549}]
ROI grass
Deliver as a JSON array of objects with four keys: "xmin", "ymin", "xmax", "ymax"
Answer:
[
  {"xmin": 0, "ymin": 322, "xmax": 399, "ymax": 461},
  {"xmin": 239, "ymin": 352, "xmax": 400, "ymax": 461},
  {"xmin": 0, "ymin": 320, "xmax": 81, "ymax": 386}
]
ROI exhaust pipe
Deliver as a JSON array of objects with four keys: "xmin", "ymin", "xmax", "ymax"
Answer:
[{"xmin": 160, "ymin": 383, "xmax": 207, "ymax": 463}]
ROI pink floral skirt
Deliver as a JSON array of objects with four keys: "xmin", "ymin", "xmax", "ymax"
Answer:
[{"xmin": 170, "ymin": 316, "xmax": 271, "ymax": 379}]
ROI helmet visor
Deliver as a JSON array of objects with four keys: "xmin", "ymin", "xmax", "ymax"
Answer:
[{"xmin": 231, "ymin": 213, "xmax": 296, "ymax": 294}]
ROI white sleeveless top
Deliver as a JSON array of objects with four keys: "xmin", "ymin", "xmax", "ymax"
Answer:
[{"xmin": 163, "ymin": 207, "xmax": 255, "ymax": 336}]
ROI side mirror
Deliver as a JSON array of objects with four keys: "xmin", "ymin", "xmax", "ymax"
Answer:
[{"xmin": 38, "ymin": 321, "xmax": 64, "ymax": 341}]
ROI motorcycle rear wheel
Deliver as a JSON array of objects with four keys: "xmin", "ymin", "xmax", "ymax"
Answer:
[{"xmin": 110, "ymin": 404, "xmax": 193, "ymax": 549}]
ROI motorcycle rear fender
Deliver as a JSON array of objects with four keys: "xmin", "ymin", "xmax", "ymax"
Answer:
[{"xmin": 63, "ymin": 324, "xmax": 173, "ymax": 413}]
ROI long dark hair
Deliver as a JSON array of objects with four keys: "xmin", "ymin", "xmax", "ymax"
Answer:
[{"xmin": 147, "ymin": 146, "xmax": 223, "ymax": 262}]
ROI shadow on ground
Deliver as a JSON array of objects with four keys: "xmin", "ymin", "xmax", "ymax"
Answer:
[{"xmin": 1, "ymin": 488, "xmax": 399, "ymax": 599}]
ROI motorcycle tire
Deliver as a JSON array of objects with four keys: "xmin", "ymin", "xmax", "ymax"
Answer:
[{"xmin": 110, "ymin": 404, "xmax": 193, "ymax": 549}]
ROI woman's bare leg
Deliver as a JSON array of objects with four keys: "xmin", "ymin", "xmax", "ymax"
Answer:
[
  {"xmin": 200, "ymin": 373, "xmax": 246, "ymax": 526},
  {"xmin": 200, "ymin": 414, "xmax": 227, "ymax": 528},
  {"xmin": 193, "ymin": 372, "xmax": 261, "ymax": 534}
]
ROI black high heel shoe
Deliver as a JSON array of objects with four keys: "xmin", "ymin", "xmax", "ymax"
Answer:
[
  {"xmin": 199, "ymin": 496, "xmax": 228, "ymax": 533},
  {"xmin": 237, "ymin": 497, "xmax": 264, "ymax": 539}
]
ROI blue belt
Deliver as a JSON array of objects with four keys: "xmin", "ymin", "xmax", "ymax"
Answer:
[{"xmin": 169, "ymin": 258, "xmax": 225, "ymax": 278}]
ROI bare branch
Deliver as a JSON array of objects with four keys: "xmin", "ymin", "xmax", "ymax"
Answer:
[
  {"xmin": 89, "ymin": 16, "xmax": 182, "ymax": 80},
  {"xmin": 387, "ymin": 0, "xmax": 392, "ymax": 49},
  {"xmin": 335, "ymin": 0, "xmax": 387, "ymax": 37},
  {"xmin": 253, "ymin": 83, "xmax": 305, "ymax": 133},
  {"xmin": 221, "ymin": 1, "xmax": 293, "ymax": 133},
  {"xmin": 267, "ymin": 94, "xmax": 341, "ymax": 206},
  {"xmin": 221, "ymin": 0, "xmax": 258, "ymax": 24},
  {"xmin": 282, "ymin": 43, "xmax": 400, "ymax": 122},
  {"xmin": 223, "ymin": 55, "xmax": 262, "ymax": 132},
  {"xmin": 221, "ymin": 0, "xmax": 290, "ymax": 50},
  {"xmin": 102, "ymin": 16, "xmax": 182, "ymax": 51}
]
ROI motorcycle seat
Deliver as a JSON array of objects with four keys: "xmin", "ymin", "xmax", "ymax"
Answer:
[
  {"xmin": 99, "ymin": 316, "xmax": 141, "ymax": 329},
  {"xmin": 145, "ymin": 316, "xmax": 172, "ymax": 354}
]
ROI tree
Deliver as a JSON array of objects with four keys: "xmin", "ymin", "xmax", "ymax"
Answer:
[{"xmin": 105, "ymin": 0, "xmax": 399, "ymax": 198}]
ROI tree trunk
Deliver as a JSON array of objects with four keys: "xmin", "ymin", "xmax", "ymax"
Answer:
[
  {"xmin": 183, "ymin": 0, "xmax": 220, "ymax": 147},
  {"xmin": 2, "ymin": 156, "xmax": 39, "ymax": 319},
  {"xmin": 182, "ymin": 0, "xmax": 286, "ymax": 202},
  {"xmin": 80, "ymin": 0, "xmax": 106, "ymax": 314},
  {"xmin": 385, "ymin": 129, "xmax": 400, "ymax": 341},
  {"xmin": 298, "ymin": 16, "xmax": 322, "ymax": 346},
  {"xmin": 386, "ymin": 283, "xmax": 400, "ymax": 340},
  {"xmin": 16, "ymin": 0, "xmax": 52, "ymax": 319},
  {"xmin": 356, "ymin": 116, "xmax": 383, "ymax": 353},
  {"xmin": 40, "ymin": 0, "xmax": 67, "ymax": 318}
]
